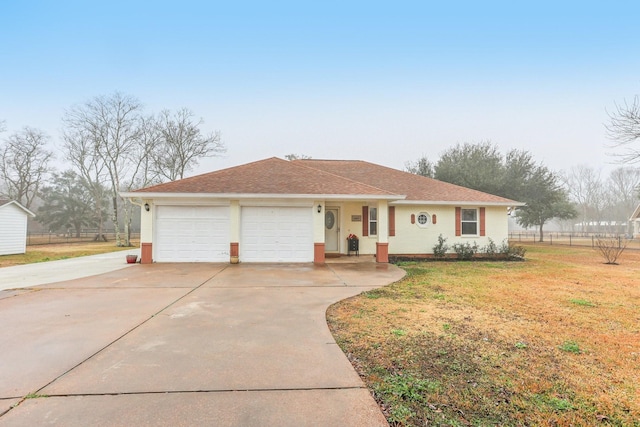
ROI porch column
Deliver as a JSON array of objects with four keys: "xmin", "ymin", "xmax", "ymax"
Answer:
[
  {"xmin": 376, "ymin": 200, "xmax": 389, "ymax": 263},
  {"xmin": 140, "ymin": 200, "xmax": 153, "ymax": 264},
  {"xmin": 229, "ymin": 200, "xmax": 240, "ymax": 263},
  {"xmin": 313, "ymin": 201, "xmax": 325, "ymax": 263}
]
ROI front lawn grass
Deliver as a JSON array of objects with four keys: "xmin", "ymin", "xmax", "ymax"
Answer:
[
  {"xmin": 327, "ymin": 244, "xmax": 640, "ymax": 426},
  {"xmin": 0, "ymin": 241, "xmax": 138, "ymax": 268}
]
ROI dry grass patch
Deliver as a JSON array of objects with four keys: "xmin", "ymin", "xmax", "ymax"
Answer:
[
  {"xmin": 0, "ymin": 240, "xmax": 139, "ymax": 268},
  {"xmin": 327, "ymin": 244, "xmax": 640, "ymax": 426}
]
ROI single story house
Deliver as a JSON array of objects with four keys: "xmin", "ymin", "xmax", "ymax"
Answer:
[
  {"xmin": 122, "ymin": 157, "xmax": 522, "ymax": 264},
  {"xmin": 0, "ymin": 199, "xmax": 36, "ymax": 256}
]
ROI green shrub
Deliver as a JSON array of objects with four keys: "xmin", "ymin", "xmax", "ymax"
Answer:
[
  {"xmin": 432, "ymin": 234, "xmax": 449, "ymax": 259},
  {"xmin": 499, "ymin": 240, "xmax": 526, "ymax": 260},
  {"xmin": 452, "ymin": 242, "xmax": 478, "ymax": 260},
  {"xmin": 482, "ymin": 238, "xmax": 498, "ymax": 257}
]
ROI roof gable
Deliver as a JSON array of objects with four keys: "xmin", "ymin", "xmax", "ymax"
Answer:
[
  {"xmin": 135, "ymin": 157, "xmax": 401, "ymax": 197},
  {"xmin": 294, "ymin": 159, "xmax": 519, "ymax": 204},
  {"xmin": 0, "ymin": 199, "xmax": 36, "ymax": 217}
]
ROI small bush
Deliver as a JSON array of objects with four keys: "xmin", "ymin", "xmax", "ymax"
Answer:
[
  {"xmin": 595, "ymin": 237, "xmax": 628, "ymax": 264},
  {"xmin": 499, "ymin": 240, "xmax": 526, "ymax": 260},
  {"xmin": 452, "ymin": 242, "xmax": 478, "ymax": 260},
  {"xmin": 482, "ymin": 238, "xmax": 498, "ymax": 257},
  {"xmin": 432, "ymin": 234, "xmax": 449, "ymax": 259}
]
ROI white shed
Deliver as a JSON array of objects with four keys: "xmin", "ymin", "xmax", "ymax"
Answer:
[{"xmin": 0, "ymin": 200, "xmax": 36, "ymax": 256}]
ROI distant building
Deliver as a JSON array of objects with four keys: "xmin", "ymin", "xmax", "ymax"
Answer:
[{"xmin": 630, "ymin": 204, "xmax": 640, "ymax": 238}]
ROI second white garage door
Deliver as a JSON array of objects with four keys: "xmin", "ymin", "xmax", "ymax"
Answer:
[
  {"xmin": 240, "ymin": 206, "xmax": 314, "ymax": 262},
  {"xmin": 155, "ymin": 205, "xmax": 230, "ymax": 262}
]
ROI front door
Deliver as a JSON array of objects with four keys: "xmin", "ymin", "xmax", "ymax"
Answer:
[{"xmin": 324, "ymin": 208, "xmax": 340, "ymax": 252}]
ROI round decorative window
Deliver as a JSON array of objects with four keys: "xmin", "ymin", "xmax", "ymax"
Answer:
[
  {"xmin": 417, "ymin": 212, "xmax": 430, "ymax": 228},
  {"xmin": 325, "ymin": 211, "xmax": 335, "ymax": 229}
]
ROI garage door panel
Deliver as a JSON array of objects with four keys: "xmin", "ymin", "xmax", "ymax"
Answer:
[
  {"xmin": 155, "ymin": 206, "xmax": 230, "ymax": 262},
  {"xmin": 240, "ymin": 206, "xmax": 313, "ymax": 262}
]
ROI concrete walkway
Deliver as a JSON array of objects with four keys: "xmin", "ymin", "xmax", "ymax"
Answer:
[
  {"xmin": 0, "ymin": 249, "xmax": 140, "ymax": 291},
  {"xmin": 0, "ymin": 261, "xmax": 405, "ymax": 426}
]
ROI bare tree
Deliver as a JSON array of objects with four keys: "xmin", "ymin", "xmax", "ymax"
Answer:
[
  {"xmin": 62, "ymin": 92, "xmax": 143, "ymax": 246},
  {"xmin": 607, "ymin": 167, "xmax": 640, "ymax": 234},
  {"xmin": 152, "ymin": 108, "xmax": 224, "ymax": 181},
  {"xmin": 0, "ymin": 127, "xmax": 54, "ymax": 208},
  {"xmin": 62, "ymin": 125, "xmax": 111, "ymax": 239},
  {"xmin": 405, "ymin": 155, "xmax": 434, "ymax": 177},
  {"xmin": 285, "ymin": 154, "xmax": 312, "ymax": 161},
  {"xmin": 561, "ymin": 165, "xmax": 606, "ymax": 232},
  {"xmin": 606, "ymin": 95, "xmax": 640, "ymax": 163}
]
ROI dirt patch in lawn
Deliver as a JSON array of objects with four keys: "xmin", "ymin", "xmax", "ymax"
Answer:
[
  {"xmin": 0, "ymin": 240, "xmax": 139, "ymax": 268},
  {"xmin": 327, "ymin": 244, "xmax": 640, "ymax": 426}
]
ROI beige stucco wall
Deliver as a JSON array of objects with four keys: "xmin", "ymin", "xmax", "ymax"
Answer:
[
  {"xmin": 328, "ymin": 201, "xmax": 376, "ymax": 255},
  {"xmin": 138, "ymin": 197, "xmax": 512, "ymax": 257},
  {"xmin": 389, "ymin": 205, "xmax": 510, "ymax": 255}
]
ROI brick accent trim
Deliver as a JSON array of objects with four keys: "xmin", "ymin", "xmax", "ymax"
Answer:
[
  {"xmin": 141, "ymin": 243, "xmax": 152, "ymax": 264},
  {"xmin": 455, "ymin": 207, "xmax": 461, "ymax": 236},
  {"xmin": 376, "ymin": 242, "xmax": 389, "ymax": 263},
  {"xmin": 479, "ymin": 207, "xmax": 486, "ymax": 236},
  {"xmin": 230, "ymin": 242, "xmax": 239, "ymax": 257},
  {"xmin": 314, "ymin": 243, "xmax": 325, "ymax": 264}
]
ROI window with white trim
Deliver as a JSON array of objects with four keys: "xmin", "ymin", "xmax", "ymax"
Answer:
[
  {"xmin": 461, "ymin": 208, "xmax": 478, "ymax": 235},
  {"xmin": 369, "ymin": 207, "xmax": 377, "ymax": 236},
  {"xmin": 416, "ymin": 212, "xmax": 430, "ymax": 228}
]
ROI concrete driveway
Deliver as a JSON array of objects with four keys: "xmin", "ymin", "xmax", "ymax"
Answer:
[{"xmin": 0, "ymin": 261, "xmax": 404, "ymax": 426}]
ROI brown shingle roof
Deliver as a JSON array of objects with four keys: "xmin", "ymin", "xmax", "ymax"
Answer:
[
  {"xmin": 294, "ymin": 159, "xmax": 518, "ymax": 204},
  {"xmin": 133, "ymin": 157, "xmax": 520, "ymax": 205},
  {"xmin": 135, "ymin": 157, "xmax": 399, "ymax": 197}
]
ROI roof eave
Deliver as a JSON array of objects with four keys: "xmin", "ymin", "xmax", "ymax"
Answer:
[
  {"xmin": 392, "ymin": 200, "xmax": 525, "ymax": 207},
  {"xmin": 120, "ymin": 192, "xmax": 406, "ymax": 201}
]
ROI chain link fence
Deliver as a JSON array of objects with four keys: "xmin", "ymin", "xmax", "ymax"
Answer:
[
  {"xmin": 509, "ymin": 232, "xmax": 640, "ymax": 250},
  {"xmin": 27, "ymin": 231, "xmax": 140, "ymax": 246}
]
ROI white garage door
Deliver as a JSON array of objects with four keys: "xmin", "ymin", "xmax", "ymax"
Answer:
[
  {"xmin": 155, "ymin": 206, "xmax": 230, "ymax": 262},
  {"xmin": 241, "ymin": 206, "xmax": 314, "ymax": 262}
]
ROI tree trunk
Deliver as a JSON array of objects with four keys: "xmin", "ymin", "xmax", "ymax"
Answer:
[
  {"xmin": 112, "ymin": 195, "xmax": 122, "ymax": 246},
  {"xmin": 538, "ymin": 223, "xmax": 545, "ymax": 242},
  {"xmin": 122, "ymin": 197, "xmax": 132, "ymax": 246}
]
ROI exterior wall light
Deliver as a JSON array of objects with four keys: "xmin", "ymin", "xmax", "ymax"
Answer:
[
  {"xmin": 144, "ymin": 203, "xmax": 150, "ymax": 212},
  {"xmin": 317, "ymin": 204, "xmax": 322, "ymax": 213}
]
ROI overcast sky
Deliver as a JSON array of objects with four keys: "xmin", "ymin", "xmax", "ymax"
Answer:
[{"xmin": 1, "ymin": 1, "xmax": 638, "ymax": 177}]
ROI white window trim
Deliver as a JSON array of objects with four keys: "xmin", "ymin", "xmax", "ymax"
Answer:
[
  {"xmin": 368, "ymin": 206, "xmax": 378, "ymax": 236},
  {"xmin": 416, "ymin": 212, "xmax": 430, "ymax": 228},
  {"xmin": 461, "ymin": 208, "xmax": 479, "ymax": 236}
]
